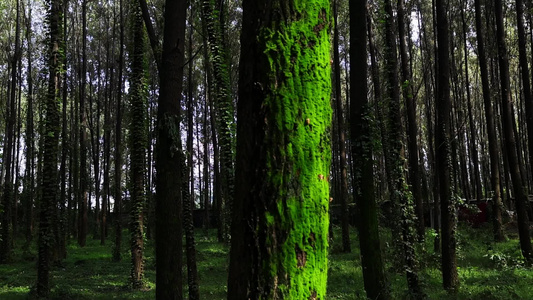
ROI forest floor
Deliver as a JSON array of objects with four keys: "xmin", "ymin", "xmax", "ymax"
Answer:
[{"xmin": 0, "ymin": 224, "xmax": 532, "ymax": 299}]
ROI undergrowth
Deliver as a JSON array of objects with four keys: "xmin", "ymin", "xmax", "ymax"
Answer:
[{"xmin": 0, "ymin": 224, "xmax": 532, "ymax": 299}]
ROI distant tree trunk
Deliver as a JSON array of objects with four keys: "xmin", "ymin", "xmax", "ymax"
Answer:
[
  {"xmin": 436, "ymin": 0, "xmax": 458, "ymax": 290},
  {"xmin": 397, "ymin": 0, "xmax": 424, "ymax": 241},
  {"xmin": 23, "ymin": 0, "xmax": 35, "ymax": 250},
  {"xmin": 154, "ymin": 0, "xmax": 186, "ymax": 297},
  {"xmin": 473, "ymin": 0, "xmax": 504, "ymax": 241},
  {"xmin": 183, "ymin": 4, "xmax": 200, "ymax": 298},
  {"xmin": 0, "ymin": 0, "xmax": 21, "ymax": 264},
  {"xmin": 333, "ymin": 0, "xmax": 351, "ymax": 253},
  {"xmin": 57, "ymin": 0, "xmax": 69, "ymax": 261},
  {"xmin": 78, "ymin": 0, "xmax": 89, "ymax": 248},
  {"xmin": 462, "ymin": 6, "xmax": 482, "ymax": 202},
  {"xmin": 353, "ymin": 1, "xmax": 391, "ymax": 299},
  {"xmin": 37, "ymin": 0, "xmax": 63, "ymax": 295},
  {"xmin": 112, "ymin": 0, "xmax": 125, "ymax": 262},
  {"xmin": 227, "ymin": 0, "xmax": 331, "ymax": 298},
  {"xmin": 494, "ymin": 0, "xmax": 533, "ymax": 264},
  {"xmin": 516, "ymin": 0, "xmax": 533, "ymax": 185},
  {"xmin": 203, "ymin": 96, "xmax": 210, "ymax": 235}
]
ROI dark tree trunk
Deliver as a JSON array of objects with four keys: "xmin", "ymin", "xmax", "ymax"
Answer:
[
  {"xmin": 383, "ymin": 0, "xmax": 423, "ymax": 295},
  {"xmin": 112, "ymin": 0, "xmax": 125, "ymax": 262},
  {"xmin": 333, "ymin": 0, "xmax": 351, "ymax": 253},
  {"xmin": 78, "ymin": 0, "xmax": 89, "ymax": 248},
  {"xmin": 494, "ymin": 0, "xmax": 533, "ymax": 263},
  {"xmin": 473, "ymin": 0, "xmax": 504, "ymax": 241},
  {"xmin": 0, "ymin": 0, "xmax": 21, "ymax": 263},
  {"xmin": 352, "ymin": 2, "xmax": 391, "ymax": 299},
  {"xmin": 154, "ymin": 0, "xmax": 187, "ymax": 297},
  {"xmin": 37, "ymin": 0, "xmax": 62, "ymax": 295},
  {"xmin": 398, "ymin": 0, "xmax": 424, "ymax": 241},
  {"xmin": 436, "ymin": 0, "xmax": 459, "ymax": 290}
]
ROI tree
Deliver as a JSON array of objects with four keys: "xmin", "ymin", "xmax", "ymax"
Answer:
[
  {"xmin": 129, "ymin": 0, "xmax": 148, "ymax": 288},
  {"xmin": 333, "ymin": 0, "xmax": 351, "ymax": 253},
  {"xmin": 494, "ymin": 0, "xmax": 533, "ymax": 264},
  {"xmin": 227, "ymin": 0, "xmax": 332, "ymax": 298},
  {"xmin": 473, "ymin": 0, "xmax": 504, "ymax": 242},
  {"xmin": 36, "ymin": 0, "xmax": 63, "ymax": 295},
  {"xmin": 0, "ymin": 0, "xmax": 21, "ymax": 264},
  {"xmin": 154, "ymin": 0, "xmax": 186, "ymax": 297},
  {"xmin": 201, "ymin": 0, "xmax": 235, "ymax": 240},
  {"xmin": 112, "ymin": 0, "xmax": 125, "ymax": 262},
  {"xmin": 351, "ymin": 0, "xmax": 390, "ymax": 298},
  {"xmin": 435, "ymin": 0, "xmax": 458, "ymax": 290}
]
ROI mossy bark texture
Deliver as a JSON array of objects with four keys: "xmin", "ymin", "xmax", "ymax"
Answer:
[
  {"xmin": 37, "ymin": 0, "xmax": 62, "ymax": 296},
  {"xmin": 228, "ymin": 1, "xmax": 331, "ymax": 299},
  {"xmin": 129, "ymin": 0, "xmax": 147, "ymax": 288}
]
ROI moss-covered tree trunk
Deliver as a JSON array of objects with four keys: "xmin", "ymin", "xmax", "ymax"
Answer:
[
  {"xmin": 129, "ymin": 0, "xmax": 147, "ymax": 288},
  {"xmin": 201, "ymin": 0, "xmax": 234, "ymax": 241},
  {"xmin": 228, "ymin": 1, "xmax": 331, "ymax": 299},
  {"xmin": 382, "ymin": 0, "xmax": 423, "ymax": 295},
  {"xmin": 351, "ymin": 1, "xmax": 390, "ymax": 299},
  {"xmin": 36, "ymin": 0, "xmax": 63, "ymax": 295}
]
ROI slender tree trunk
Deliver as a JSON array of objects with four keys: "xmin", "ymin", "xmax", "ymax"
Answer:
[
  {"xmin": 23, "ymin": 0, "xmax": 35, "ymax": 249},
  {"xmin": 495, "ymin": 0, "xmax": 533, "ymax": 263},
  {"xmin": 112, "ymin": 0, "xmax": 125, "ymax": 262},
  {"xmin": 201, "ymin": 0, "xmax": 234, "ymax": 241},
  {"xmin": 398, "ymin": 0, "xmax": 424, "ymax": 241},
  {"xmin": 333, "ymin": 0, "xmax": 351, "ymax": 253},
  {"xmin": 78, "ymin": 0, "xmax": 89, "ymax": 248},
  {"xmin": 1, "ymin": 0, "xmax": 21, "ymax": 263},
  {"xmin": 353, "ymin": 2, "xmax": 391, "ymax": 299},
  {"xmin": 436, "ymin": 0, "xmax": 459, "ymax": 290},
  {"xmin": 474, "ymin": 0, "xmax": 504, "ymax": 241}
]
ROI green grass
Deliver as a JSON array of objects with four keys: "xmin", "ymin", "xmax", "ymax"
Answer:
[{"xmin": 1, "ymin": 225, "xmax": 533, "ymax": 299}]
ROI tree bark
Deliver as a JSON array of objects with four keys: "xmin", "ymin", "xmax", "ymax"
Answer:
[
  {"xmin": 494, "ymin": 0, "xmax": 533, "ymax": 263},
  {"xmin": 436, "ymin": 0, "xmax": 459, "ymax": 290},
  {"xmin": 37, "ymin": 0, "xmax": 62, "ymax": 295},
  {"xmin": 353, "ymin": 2, "xmax": 391, "ymax": 299},
  {"xmin": 154, "ymin": 0, "xmax": 187, "ymax": 297},
  {"xmin": 228, "ymin": 1, "xmax": 332, "ymax": 298},
  {"xmin": 473, "ymin": 0, "xmax": 504, "ymax": 242}
]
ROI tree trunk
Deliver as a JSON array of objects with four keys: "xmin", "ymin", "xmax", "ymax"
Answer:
[
  {"xmin": 398, "ymin": 0, "xmax": 424, "ymax": 241},
  {"xmin": 78, "ymin": 0, "xmax": 89, "ymax": 248},
  {"xmin": 154, "ymin": 0, "xmax": 187, "ymax": 297},
  {"xmin": 353, "ymin": 2, "xmax": 391, "ymax": 299},
  {"xmin": 436, "ymin": 0, "xmax": 459, "ymax": 290},
  {"xmin": 494, "ymin": 0, "xmax": 533, "ymax": 263},
  {"xmin": 228, "ymin": 1, "xmax": 331, "ymax": 298},
  {"xmin": 333, "ymin": 0, "xmax": 351, "ymax": 253},
  {"xmin": 473, "ymin": 0, "xmax": 504, "ymax": 241},
  {"xmin": 112, "ymin": 0, "xmax": 125, "ymax": 262},
  {"xmin": 37, "ymin": 0, "xmax": 62, "ymax": 295},
  {"xmin": 129, "ymin": 0, "xmax": 147, "ymax": 288},
  {"xmin": 0, "ymin": 0, "xmax": 21, "ymax": 263}
]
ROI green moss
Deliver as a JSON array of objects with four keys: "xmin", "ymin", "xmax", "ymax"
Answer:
[{"xmin": 259, "ymin": 1, "xmax": 332, "ymax": 299}]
